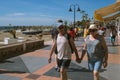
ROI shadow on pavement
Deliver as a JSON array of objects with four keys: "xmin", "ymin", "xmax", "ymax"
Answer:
[
  {"xmin": 44, "ymin": 62, "xmax": 108, "ymax": 80},
  {"xmin": 0, "ymin": 56, "xmax": 49, "ymax": 74}
]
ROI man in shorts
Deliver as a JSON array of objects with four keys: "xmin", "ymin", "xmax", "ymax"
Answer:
[{"xmin": 48, "ymin": 25, "xmax": 80, "ymax": 80}]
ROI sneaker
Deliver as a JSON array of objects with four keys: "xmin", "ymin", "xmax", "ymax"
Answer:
[
  {"xmin": 54, "ymin": 66, "xmax": 60, "ymax": 72},
  {"xmin": 55, "ymin": 66, "xmax": 57, "ymax": 70},
  {"xmin": 56, "ymin": 67, "xmax": 60, "ymax": 72}
]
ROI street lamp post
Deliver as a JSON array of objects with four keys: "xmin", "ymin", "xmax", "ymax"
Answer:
[{"xmin": 69, "ymin": 4, "xmax": 80, "ymax": 28}]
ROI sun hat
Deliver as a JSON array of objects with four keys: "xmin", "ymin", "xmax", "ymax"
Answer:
[{"xmin": 89, "ymin": 24, "xmax": 97, "ymax": 29}]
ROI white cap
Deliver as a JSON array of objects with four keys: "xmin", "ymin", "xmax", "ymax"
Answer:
[
  {"xmin": 56, "ymin": 23, "xmax": 63, "ymax": 28},
  {"xmin": 89, "ymin": 24, "xmax": 97, "ymax": 29}
]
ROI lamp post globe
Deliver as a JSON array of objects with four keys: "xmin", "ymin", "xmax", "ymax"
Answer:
[{"xmin": 69, "ymin": 4, "xmax": 80, "ymax": 28}]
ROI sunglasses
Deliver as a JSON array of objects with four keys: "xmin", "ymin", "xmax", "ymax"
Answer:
[{"xmin": 89, "ymin": 29, "xmax": 97, "ymax": 32}]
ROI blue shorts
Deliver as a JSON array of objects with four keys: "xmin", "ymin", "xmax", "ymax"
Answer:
[{"xmin": 88, "ymin": 58, "xmax": 103, "ymax": 72}]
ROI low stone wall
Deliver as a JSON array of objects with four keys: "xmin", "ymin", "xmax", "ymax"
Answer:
[
  {"xmin": 0, "ymin": 40, "xmax": 44, "ymax": 61},
  {"xmin": 24, "ymin": 40, "xmax": 44, "ymax": 52}
]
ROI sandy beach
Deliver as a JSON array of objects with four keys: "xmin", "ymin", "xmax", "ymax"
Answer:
[{"xmin": 0, "ymin": 31, "xmax": 52, "ymax": 42}]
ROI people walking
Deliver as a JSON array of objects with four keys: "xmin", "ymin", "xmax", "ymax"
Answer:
[
  {"xmin": 51, "ymin": 26, "xmax": 60, "ymax": 71},
  {"xmin": 83, "ymin": 25, "xmax": 89, "ymax": 41},
  {"xmin": 51, "ymin": 27, "xmax": 59, "ymax": 40},
  {"xmin": 48, "ymin": 25, "xmax": 80, "ymax": 80},
  {"xmin": 68, "ymin": 27, "xmax": 76, "ymax": 40},
  {"xmin": 110, "ymin": 26, "xmax": 117, "ymax": 46},
  {"xmin": 80, "ymin": 24, "xmax": 108, "ymax": 80},
  {"xmin": 74, "ymin": 27, "xmax": 79, "ymax": 40},
  {"xmin": 98, "ymin": 27, "xmax": 105, "ymax": 36}
]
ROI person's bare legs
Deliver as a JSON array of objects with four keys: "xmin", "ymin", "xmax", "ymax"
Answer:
[
  {"xmin": 55, "ymin": 55, "xmax": 58, "ymax": 67},
  {"xmin": 60, "ymin": 68, "xmax": 67, "ymax": 80},
  {"xmin": 93, "ymin": 71, "xmax": 99, "ymax": 80}
]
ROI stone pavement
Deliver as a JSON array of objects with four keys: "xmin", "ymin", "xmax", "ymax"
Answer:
[{"xmin": 0, "ymin": 37, "xmax": 120, "ymax": 80}]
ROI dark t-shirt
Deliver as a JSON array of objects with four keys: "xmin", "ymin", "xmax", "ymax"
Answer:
[{"xmin": 51, "ymin": 27, "xmax": 59, "ymax": 39}]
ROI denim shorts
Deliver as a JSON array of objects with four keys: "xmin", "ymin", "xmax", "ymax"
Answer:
[
  {"xmin": 57, "ymin": 59, "xmax": 71, "ymax": 69},
  {"xmin": 88, "ymin": 58, "xmax": 103, "ymax": 71}
]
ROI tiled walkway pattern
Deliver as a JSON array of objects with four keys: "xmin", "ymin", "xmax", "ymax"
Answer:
[{"xmin": 0, "ymin": 37, "xmax": 120, "ymax": 80}]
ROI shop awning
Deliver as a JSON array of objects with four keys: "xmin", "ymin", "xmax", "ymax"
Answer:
[
  {"xmin": 94, "ymin": 12, "xmax": 104, "ymax": 22},
  {"xmin": 104, "ymin": 12, "xmax": 120, "ymax": 21},
  {"xmin": 94, "ymin": 2, "xmax": 120, "ymax": 22}
]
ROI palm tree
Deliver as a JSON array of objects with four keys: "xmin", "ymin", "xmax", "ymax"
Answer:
[
  {"xmin": 84, "ymin": 13, "xmax": 89, "ymax": 21},
  {"xmin": 81, "ymin": 10, "xmax": 85, "ymax": 20},
  {"xmin": 9, "ymin": 30, "xmax": 17, "ymax": 39}
]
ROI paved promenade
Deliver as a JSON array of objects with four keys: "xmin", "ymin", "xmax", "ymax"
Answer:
[{"xmin": 0, "ymin": 37, "xmax": 120, "ymax": 80}]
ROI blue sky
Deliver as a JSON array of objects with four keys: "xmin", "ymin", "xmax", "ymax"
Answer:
[{"xmin": 0, "ymin": 0, "xmax": 116, "ymax": 26}]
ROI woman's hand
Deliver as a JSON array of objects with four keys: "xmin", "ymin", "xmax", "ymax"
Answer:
[{"xmin": 103, "ymin": 61, "xmax": 108, "ymax": 68}]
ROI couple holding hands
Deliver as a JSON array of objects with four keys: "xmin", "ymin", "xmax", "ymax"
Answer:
[{"xmin": 48, "ymin": 24, "xmax": 108, "ymax": 80}]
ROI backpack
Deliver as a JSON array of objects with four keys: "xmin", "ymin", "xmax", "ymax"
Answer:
[{"xmin": 55, "ymin": 33, "xmax": 74, "ymax": 54}]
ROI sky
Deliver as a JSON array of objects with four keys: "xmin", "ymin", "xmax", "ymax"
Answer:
[{"xmin": 0, "ymin": 0, "xmax": 116, "ymax": 26}]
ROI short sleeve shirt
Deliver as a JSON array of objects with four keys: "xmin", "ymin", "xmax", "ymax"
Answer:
[
  {"xmin": 57, "ymin": 34, "xmax": 72, "ymax": 60},
  {"xmin": 85, "ymin": 35, "xmax": 105, "ymax": 59}
]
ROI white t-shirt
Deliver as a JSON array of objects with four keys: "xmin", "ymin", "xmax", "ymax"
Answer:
[
  {"xmin": 57, "ymin": 34, "xmax": 72, "ymax": 60},
  {"xmin": 98, "ymin": 30, "xmax": 104, "ymax": 35}
]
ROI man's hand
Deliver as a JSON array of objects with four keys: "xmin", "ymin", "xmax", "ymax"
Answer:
[{"xmin": 48, "ymin": 57, "xmax": 52, "ymax": 63}]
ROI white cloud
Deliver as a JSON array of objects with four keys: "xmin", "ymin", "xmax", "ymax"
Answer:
[
  {"xmin": 39, "ymin": 14, "xmax": 55, "ymax": 18},
  {"xmin": 7, "ymin": 13, "xmax": 25, "ymax": 16},
  {"xmin": 39, "ymin": 14, "xmax": 47, "ymax": 17}
]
